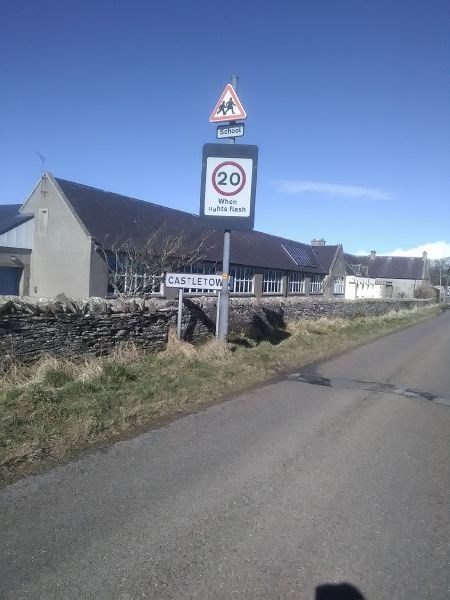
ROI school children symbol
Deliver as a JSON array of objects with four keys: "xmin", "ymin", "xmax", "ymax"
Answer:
[{"xmin": 209, "ymin": 84, "xmax": 247, "ymax": 123}]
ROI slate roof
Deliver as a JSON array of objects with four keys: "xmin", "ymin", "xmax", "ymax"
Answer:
[
  {"xmin": 311, "ymin": 245, "xmax": 339, "ymax": 272},
  {"xmin": 344, "ymin": 253, "xmax": 425, "ymax": 280},
  {"xmin": 0, "ymin": 204, "xmax": 33, "ymax": 235},
  {"xmin": 364, "ymin": 256, "xmax": 425, "ymax": 280},
  {"xmin": 226, "ymin": 231, "xmax": 324, "ymax": 273},
  {"xmin": 344, "ymin": 253, "xmax": 369, "ymax": 276},
  {"xmin": 55, "ymin": 178, "xmax": 204, "ymax": 246},
  {"xmin": 56, "ymin": 177, "xmax": 327, "ymax": 274}
]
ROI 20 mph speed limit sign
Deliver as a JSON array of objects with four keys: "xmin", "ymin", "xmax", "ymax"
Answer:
[{"xmin": 200, "ymin": 143, "xmax": 258, "ymax": 230}]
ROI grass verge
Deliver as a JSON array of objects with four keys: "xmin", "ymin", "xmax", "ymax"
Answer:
[{"xmin": 0, "ymin": 304, "xmax": 441, "ymax": 485}]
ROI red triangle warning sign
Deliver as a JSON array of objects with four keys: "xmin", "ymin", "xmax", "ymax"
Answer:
[{"xmin": 209, "ymin": 84, "xmax": 247, "ymax": 123}]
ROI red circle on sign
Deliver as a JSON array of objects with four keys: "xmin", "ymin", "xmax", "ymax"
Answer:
[{"xmin": 212, "ymin": 161, "xmax": 246, "ymax": 196}]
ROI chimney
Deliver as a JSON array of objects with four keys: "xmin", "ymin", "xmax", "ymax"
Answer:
[
  {"xmin": 370, "ymin": 250, "xmax": 376, "ymax": 259},
  {"xmin": 311, "ymin": 238, "xmax": 326, "ymax": 246},
  {"xmin": 422, "ymin": 251, "xmax": 427, "ymax": 260}
]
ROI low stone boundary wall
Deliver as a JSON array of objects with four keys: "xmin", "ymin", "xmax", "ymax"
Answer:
[
  {"xmin": 188, "ymin": 296, "xmax": 434, "ymax": 342},
  {"xmin": 0, "ymin": 295, "xmax": 433, "ymax": 364}
]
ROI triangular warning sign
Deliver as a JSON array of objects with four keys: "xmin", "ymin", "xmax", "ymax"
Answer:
[{"xmin": 209, "ymin": 84, "xmax": 247, "ymax": 123}]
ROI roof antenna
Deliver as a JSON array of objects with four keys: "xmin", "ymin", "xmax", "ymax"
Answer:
[
  {"xmin": 37, "ymin": 152, "xmax": 46, "ymax": 175},
  {"xmin": 37, "ymin": 152, "xmax": 47, "ymax": 196}
]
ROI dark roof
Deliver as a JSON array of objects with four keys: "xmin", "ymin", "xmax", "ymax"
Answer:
[
  {"xmin": 364, "ymin": 256, "xmax": 425, "ymax": 280},
  {"xmin": 344, "ymin": 253, "xmax": 360, "ymax": 265},
  {"xmin": 56, "ymin": 177, "xmax": 327, "ymax": 274},
  {"xmin": 344, "ymin": 253, "xmax": 425, "ymax": 280},
  {"xmin": 311, "ymin": 245, "xmax": 339, "ymax": 272},
  {"xmin": 0, "ymin": 204, "xmax": 33, "ymax": 235},
  {"xmin": 344, "ymin": 253, "xmax": 369, "ymax": 276},
  {"xmin": 55, "ymin": 178, "xmax": 205, "ymax": 245},
  {"xmin": 225, "ymin": 231, "xmax": 324, "ymax": 273}
]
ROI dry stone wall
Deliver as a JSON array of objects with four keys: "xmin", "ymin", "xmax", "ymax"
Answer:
[{"xmin": 0, "ymin": 295, "xmax": 433, "ymax": 365}]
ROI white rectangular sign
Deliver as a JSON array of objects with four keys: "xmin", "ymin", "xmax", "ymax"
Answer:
[
  {"xmin": 200, "ymin": 144, "xmax": 258, "ymax": 230},
  {"xmin": 216, "ymin": 124, "xmax": 245, "ymax": 139},
  {"xmin": 165, "ymin": 272, "xmax": 223, "ymax": 290},
  {"xmin": 204, "ymin": 156, "xmax": 253, "ymax": 218}
]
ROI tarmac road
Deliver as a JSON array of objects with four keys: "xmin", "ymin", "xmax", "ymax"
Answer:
[{"xmin": 1, "ymin": 310, "xmax": 449, "ymax": 600}]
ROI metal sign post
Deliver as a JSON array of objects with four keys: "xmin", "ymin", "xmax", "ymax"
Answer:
[
  {"xmin": 201, "ymin": 75, "xmax": 258, "ymax": 341},
  {"xmin": 218, "ymin": 75, "xmax": 238, "ymax": 341},
  {"xmin": 218, "ymin": 230, "xmax": 231, "ymax": 341},
  {"xmin": 177, "ymin": 288, "xmax": 183, "ymax": 340},
  {"xmin": 199, "ymin": 142, "xmax": 258, "ymax": 340}
]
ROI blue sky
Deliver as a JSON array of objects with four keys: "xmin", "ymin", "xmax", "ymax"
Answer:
[{"xmin": 1, "ymin": 0, "xmax": 449, "ymax": 257}]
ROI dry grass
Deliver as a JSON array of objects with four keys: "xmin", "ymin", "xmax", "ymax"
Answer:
[
  {"xmin": 0, "ymin": 304, "xmax": 440, "ymax": 484},
  {"xmin": 108, "ymin": 340, "xmax": 144, "ymax": 364},
  {"xmin": 163, "ymin": 327, "xmax": 198, "ymax": 358}
]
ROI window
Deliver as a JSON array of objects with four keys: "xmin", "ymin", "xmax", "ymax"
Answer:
[
  {"xmin": 38, "ymin": 208, "xmax": 48, "ymax": 235},
  {"xmin": 263, "ymin": 270, "xmax": 283, "ymax": 294},
  {"xmin": 310, "ymin": 274, "xmax": 323, "ymax": 294},
  {"xmin": 110, "ymin": 270, "xmax": 161, "ymax": 295},
  {"xmin": 182, "ymin": 262, "xmax": 218, "ymax": 294},
  {"xmin": 333, "ymin": 276, "xmax": 345, "ymax": 295},
  {"xmin": 352, "ymin": 264, "xmax": 368, "ymax": 277},
  {"xmin": 230, "ymin": 266, "xmax": 254, "ymax": 294},
  {"xmin": 288, "ymin": 272, "xmax": 306, "ymax": 294},
  {"xmin": 106, "ymin": 254, "xmax": 161, "ymax": 296}
]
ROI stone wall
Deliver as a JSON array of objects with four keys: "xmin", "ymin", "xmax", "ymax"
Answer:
[
  {"xmin": 0, "ymin": 295, "xmax": 433, "ymax": 365},
  {"xmin": 185, "ymin": 296, "xmax": 434, "ymax": 341}
]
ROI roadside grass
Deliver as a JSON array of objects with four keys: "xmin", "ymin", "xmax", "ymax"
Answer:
[{"xmin": 0, "ymin": 304, "xmax": 441, "ymax": 484}]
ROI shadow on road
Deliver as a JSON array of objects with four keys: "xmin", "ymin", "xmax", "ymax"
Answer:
[{"xmin": 316, "ymin": 582, "xmax": 366, "ymax": 599}]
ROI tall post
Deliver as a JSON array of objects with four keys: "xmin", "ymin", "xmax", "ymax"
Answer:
[
  {"xmin": 229, "ymin": 74, "xmax": 239, "ymax": 143},
  {"xmin": 217, "ymin": 74, "xmax": 238, "ymax": 342},
  {"xmin": 218, "ymin": 231, "xmax": 231, "ymax": 341},
  {"xmin": 177, "ymin": 288, "xmax": 183, "ymax": 339},
  {"xmin": 216, "ymin": 290, "xmax": 221, "ymax": 337}
]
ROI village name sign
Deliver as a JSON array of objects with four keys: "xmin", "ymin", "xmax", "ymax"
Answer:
[{"xmin": 164, "ymin": 273, "xmax": 223, "ymax": 291}]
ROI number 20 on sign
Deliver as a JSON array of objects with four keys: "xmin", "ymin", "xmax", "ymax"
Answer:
[{"xmin": 199, "ymin": 143, "xmax": 258, "ymax": 231}]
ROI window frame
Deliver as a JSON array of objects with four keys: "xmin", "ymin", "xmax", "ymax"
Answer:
[
  {"xmin": 310, "ymin": 274, "xmax": 323, "ymax": 294},
  {"xmin": 288, "ymin": 272, "xmax": 306, "ymax": 294},
  {"xmin": 263, "ymin": 269, "xmax": 283, "ymax": 295},
  {"xmin": 229, "ymin": 266, "xmax": 254, "ymax": 295},
  {"xmin": 38, "ymin": 208, "xmax": 48, "ymax": 236},
  {"xmin": 333, "ymin": 276, "xmax": 345, "ymax": 295}
]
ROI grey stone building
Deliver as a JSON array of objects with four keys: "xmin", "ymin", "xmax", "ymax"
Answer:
[
  {"xmin": 344, "ymin": 251, "xmax": 429, "ymax": 298},
  {"xmin": 0, "ymin": 173, "xmax": 427, "ymax": 299}
]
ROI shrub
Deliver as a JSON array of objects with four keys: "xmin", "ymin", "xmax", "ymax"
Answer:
[{"xmin": 414, "ymin": 285, "xmax": 438, "ymax": 299}]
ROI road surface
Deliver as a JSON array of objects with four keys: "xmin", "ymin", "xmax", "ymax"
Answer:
[{"xmin": 1, "ymin": 311, "xmax": 449, "ymax": 599}]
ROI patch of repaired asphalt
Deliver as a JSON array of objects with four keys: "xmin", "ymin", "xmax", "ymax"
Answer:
[{"xmin": 287, "ymin": 373, "xmax": 450, "ymax": 406}]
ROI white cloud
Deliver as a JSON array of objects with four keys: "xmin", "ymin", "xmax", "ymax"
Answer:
[
  {"xmin": 386, "ymin": 241, "xmax": 450, "ymax": 259},
  {"xmin": 273, "ymin": 180, "xmax": 392, "ymax": 201}
]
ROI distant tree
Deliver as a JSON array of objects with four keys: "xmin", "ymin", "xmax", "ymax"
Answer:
[
  {"xmin": 429, "ymin": 257, "xmax": 450, "ymax": 288},
  {"xmin": 98, "ymin": 225, "xmax": 216, "ymax": 298}
]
